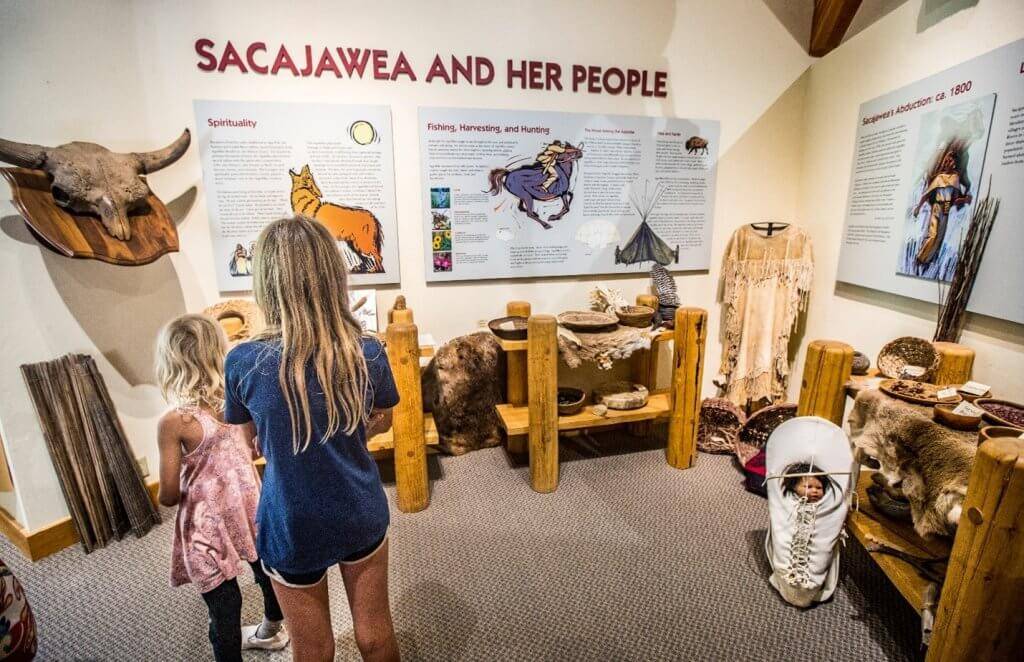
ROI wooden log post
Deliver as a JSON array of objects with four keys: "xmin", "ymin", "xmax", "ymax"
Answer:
[
  {"xmin": 666, "ymin": 307, "xmax": 707, "ymax": 470},
  {"xmin": 631, "ymin": 294, "xmax": 661, "ymax": 436},
  {"xmin": 927, "ymin": 437, "xmax": 1024, "ymax": 661},
  {"xmin": 386, "ymin": 322, "xmax": 429, "ymax": 513},
  {"xmin": 527, "ymin": 315, "xmax": 559, "ymax": 493},
  {"xmin": 797, "ymin": 340, "xmax": 853, "ymax": 425},
  {"xmin": 505, "ymin": 301, "xmax": 531, "ymax": 454},
  {"xmin": 932, "ymin": 342, "xmax": 975, "ymax": 386},
  {"xmin": 389, "ymin": 295, "xmax": 414, "ymax": 324}
]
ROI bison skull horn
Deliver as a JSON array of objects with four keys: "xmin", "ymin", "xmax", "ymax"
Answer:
[{"xmin": 0, "ymin": 129, "xmax": 191, "ymax": 241}]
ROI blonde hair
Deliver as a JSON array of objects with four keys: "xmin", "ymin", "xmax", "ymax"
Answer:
[
  {"xmin": 253, "ymin": 216, "xmax": 368, "ymax": 454},
  {"xmin": 155, "ymin": 313, "xmax": 228, "ymax": 410}
]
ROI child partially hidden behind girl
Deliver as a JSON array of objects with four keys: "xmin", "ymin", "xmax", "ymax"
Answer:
[{"xmin": 155, "ymin": 314, "xmax": 289, "ymax": 661}]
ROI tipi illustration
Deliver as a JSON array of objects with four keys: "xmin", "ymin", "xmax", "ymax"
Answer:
[{"xmin": 615, "ymin": 181, "xmax": 679, "ymax": 266}]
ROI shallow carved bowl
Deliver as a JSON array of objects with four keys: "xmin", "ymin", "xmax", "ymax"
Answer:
[
  {"xmin": 557, "ymin": 310, "xmax": 618, "ymax": 332},
  {"xmin": 557, "ymin": 387, "xmax": 587, "ymax": 416},
  {"xmin": 974, "ymin": 398, "xmax": 1024, "ymax": 430},
  {"xmin": 593, "ymin": 381, "xmax": 649, "ymax": 410},
  {"xmin": 978, "ymin": 425, "xmax": 1024, "ymax": 444},
  {"xmin": 488, "ymin": 316, "xmax": 528, "ymax": 341},
  {"xmin": 933, "ymin": 403, "xmax": 981, "ymax": 431}
]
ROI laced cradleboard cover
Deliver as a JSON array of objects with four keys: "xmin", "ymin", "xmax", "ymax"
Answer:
[{"xmin": 764, "ymin": 417, "xmax": 856, "ymax": 608}]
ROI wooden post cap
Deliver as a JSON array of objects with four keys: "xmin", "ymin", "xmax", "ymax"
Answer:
[{"xmin": 507, "ymin": 301, "xmax": 531, "ymax": 317}]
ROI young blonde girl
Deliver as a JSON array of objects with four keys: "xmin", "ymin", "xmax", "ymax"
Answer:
[
  {"xmin": 155, "ymin": 314, "xmax": 289, "ymax": 661},
  {"xmin": 223, "ymin": 216, "xmax": 400, "ymax": 662}
]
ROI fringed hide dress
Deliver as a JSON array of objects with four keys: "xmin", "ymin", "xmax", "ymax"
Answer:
[{"xmin": 721, "ymin": 225, "xmax": 813, "ymax": 406}]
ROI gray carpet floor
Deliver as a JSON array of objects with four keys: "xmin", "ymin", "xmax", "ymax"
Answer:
[{"xmin": 2, "ymin": 433, "xmax": 921, "ymax": 661}]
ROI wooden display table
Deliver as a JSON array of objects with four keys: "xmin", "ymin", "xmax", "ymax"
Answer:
[
  {"xmin": 494, "ymin": 300, "xmax": 708, "ymax": 492},
  {"xmin": 797, "ymin": 339, "xmax": 1024, "ymax": 660}
]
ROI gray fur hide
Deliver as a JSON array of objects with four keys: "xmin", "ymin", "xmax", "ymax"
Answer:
[
  {"xmin": 848, "ymin": 389, "xmax": 976, "ymax": 538},
  {"xmin": 422, "ymin": 332, "xmax": 506, "ymax": 455}
]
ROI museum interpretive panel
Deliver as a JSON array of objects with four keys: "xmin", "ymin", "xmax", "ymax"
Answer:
[
  {"xmin": 194, "ymin": 100, "xmax": 400, "ymax": 290},
  {"xmin": 836, "ymin": 38, "xmax": 1024, "ymax": 324},
  {"xmin": 418, "ymin": 107, "xmax": 719, "ymax": 281}
]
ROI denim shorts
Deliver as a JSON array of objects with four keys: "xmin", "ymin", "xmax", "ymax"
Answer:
[{"xmin": 262, "ymin": 532, "xmax": 388, "ymax": 588}]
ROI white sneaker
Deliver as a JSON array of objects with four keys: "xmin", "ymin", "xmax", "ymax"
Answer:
[
  {"xmin": 241, "ymin": 624, "xmax": 290, "ymax": 651},
  {"xmin": 764, "ymin": 417, "xmax": 855, "ymax": 608}
]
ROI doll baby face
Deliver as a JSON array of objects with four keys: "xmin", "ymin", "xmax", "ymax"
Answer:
[{"xmin": 794, "ymin": 475, "xmax": 824, "ymax": 503}]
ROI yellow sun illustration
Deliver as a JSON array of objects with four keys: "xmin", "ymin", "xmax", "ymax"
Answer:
[{"xmin": 349, "ymin": 120, "xmax": 377, "ymax": 145}]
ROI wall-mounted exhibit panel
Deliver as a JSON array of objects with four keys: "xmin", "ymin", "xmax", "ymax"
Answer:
[
  {"xmin": 418, "ymin": 107, "xmax": 719, "ymax": 282},
  {"xmin": 836, "ymin": 38, "xmax": 1024, "ymax": 324},
  {"xmin": 194, "ymin": 100, "xmax": 400, "ymax": 291}
]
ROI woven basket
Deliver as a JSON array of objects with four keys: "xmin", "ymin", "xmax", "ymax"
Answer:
[
  {"xmin": 202, "ymin": 299, "xmax": 264, "ymax": 345},
  {"xmin": 615, "ymin": 305, "xmax": 655, "ymax": 328},
  {"xmin": 734, "ymin": 402, "xmax": 797, "ymax": 466},
  {"xmin": 697, "ymin": 398, "xmax": 746, "ymax": 454},
  {"xmin": 877, "ymin": 337, "xmax": 939, "ymax": 381}
]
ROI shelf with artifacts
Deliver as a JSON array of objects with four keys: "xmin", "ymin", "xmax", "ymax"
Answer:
[
  {"xmin": 489, "ymin": 297, "xmax": 708, "ymax": 494},
  {"xmin": 797, "ymin": 337, "xmax": 1024, "ymax": 660}
]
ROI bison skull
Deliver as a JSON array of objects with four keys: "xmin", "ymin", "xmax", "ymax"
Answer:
[{"xmin": 0, "ymin": 130, "xmax": 190, "ymax": 240}]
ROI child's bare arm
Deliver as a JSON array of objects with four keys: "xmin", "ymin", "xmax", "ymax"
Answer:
[
  {"xmin": 157, "ymin": 413, "xmax": 183, "ymax": 507},
  {"xmin": 239, "ymin": 421, "xmax": 260, "ymax": 459},
  {"xmin": 366, "ymin": 407, "xmax": 394, "ymax": 438}
]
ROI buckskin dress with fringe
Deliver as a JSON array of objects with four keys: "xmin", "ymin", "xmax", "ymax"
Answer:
[{"xmin": 721, "ymin": 225, "xmax": 813, "ymax": 406}]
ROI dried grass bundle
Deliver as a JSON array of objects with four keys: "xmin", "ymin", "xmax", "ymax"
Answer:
[{"xmin": 934, "ymin": 178, "xmax": 1000, "ymax": 342}]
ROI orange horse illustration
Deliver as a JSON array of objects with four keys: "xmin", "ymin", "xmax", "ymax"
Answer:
[{"xmin": 289, "ymin": 164, "xmax": 384, "ymax": 273}]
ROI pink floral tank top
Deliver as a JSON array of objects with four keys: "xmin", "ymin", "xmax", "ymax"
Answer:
[{"xmin": 169, "ymin": 406, "xmax": 261, "ymax": 593}]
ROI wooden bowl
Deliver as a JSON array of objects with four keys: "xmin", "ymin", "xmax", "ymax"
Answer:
[
  {"xmin": 877, "ymin": 337, "xmax": 939, "ymax": 381},
  {"xmin": 974, "ymin": 398, "xmax": 1024, "ymax": 430},
  {"xmin": 557, "ymin": 387, "xmax": 587, "ymax": 416},
  {"xmin": 978, "ymin": 426, "xmax": 1024, "ymax": 444},
  {"xmin": 956, "ymin": 388, "xmax": 991, "ymax": 403},
  {"xmin": 593, "ymin": 381, "xmax": 649, "ymax": 410},
  {"xmin": 556, "ymin": 310, "xmax": 618, "ymax": 332},
  {"xmin": 488, "ymin": 316, "xmax": 528, "ymax": 341},
  {"xmin": 933, "ymin": 403, "xmax": 981, "ymax": 431},
  {"xmin": 615, "ymin": 305, "xmax": 655, "ymax": 328}
]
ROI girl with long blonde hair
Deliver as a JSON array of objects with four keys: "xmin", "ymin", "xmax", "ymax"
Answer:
[
  {"xmin": 155, "ymin": 314, "xmax": 289, "ymax": 661},
  {"xmin": 223, "ymin": 216, "xmax": 400, "ymax": 662}
]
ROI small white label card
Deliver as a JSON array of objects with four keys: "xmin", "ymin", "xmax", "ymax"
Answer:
[
  {"xmin": 936, "ymin": 387, "xmax": 959, "ymax": 401},
  {"xmin": 903, "ymin": 365, "xmax": 926, "ymax": 378},
  {"xmin": 959, "ymin": 381, "xmax": 991, "ymax": 396},
  {"xmin": 952, "ymin": 401, "xmax": 984, "ymax": 417}
]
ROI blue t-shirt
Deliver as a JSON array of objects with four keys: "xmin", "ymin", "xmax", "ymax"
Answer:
[{"xmin": 224, "ymin": 336, "xmax": 399, "ymax": 573}]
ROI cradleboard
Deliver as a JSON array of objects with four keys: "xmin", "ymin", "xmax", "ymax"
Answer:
[{"xmin": 764, "ymin": 416, "xmax": 857, "ymax": 607}]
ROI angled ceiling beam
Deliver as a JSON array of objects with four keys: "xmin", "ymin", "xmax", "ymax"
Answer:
[{"xmin": 809, "ymin": 0, "xmax": 864, "ymax": 57}]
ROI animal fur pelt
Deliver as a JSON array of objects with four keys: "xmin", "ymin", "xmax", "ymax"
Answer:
[
  {"xmin": 556, "ymin": 325, "xmax": 654, "ymax": 370},
  {"xmin": 421, "ymin": 332, "xmax": 505, "ymax": 455},
  {"xmin": 848, "ymin": 389, "xmax": 976, "ymax": 538}
]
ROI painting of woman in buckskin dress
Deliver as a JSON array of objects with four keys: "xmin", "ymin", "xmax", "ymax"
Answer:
[{"xmin": 898, "ymin": 95, "xmax": 994, "ymax": 281}]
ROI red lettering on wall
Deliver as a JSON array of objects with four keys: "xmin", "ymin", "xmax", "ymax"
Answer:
[
  {"xmin": 372, "ymin": 50, "xmax": 389, "ymax": 80},
  {"xmin": 426, "ymin": 55, "xmax": 452, "ymax": 84},
  {"xmin": 337, "ymin": 48, "xmax": 370, "ymax": 78},
  {"xmin": 195, "ymin": 38, "xmax": 217, "ymax": 71},
  {"xmin": 392, "ymin": 51, "xmax": 416, "ymax": 81},
  {"xmin": 246, "ymin": 42, "xmax": 268, "ymax": 74},
  {"xmin": 271, "ymin": 45, "xmax": 299, "ymax": 76},
  {"xmin": 218, "ymin": 41, "xmax": 248, "ymax": 73},
  {"xmin": 314, "ymin": 48, "xmax": 340, "ymax": 78}
]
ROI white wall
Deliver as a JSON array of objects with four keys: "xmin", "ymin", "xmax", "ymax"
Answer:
[
  {"xmin": 794, "ymin": 0, "xmax": 1024, "ymax": 404},
  {"xmin": 0, "ymin": 0, "xmax": 812, "ymax": 529}
]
